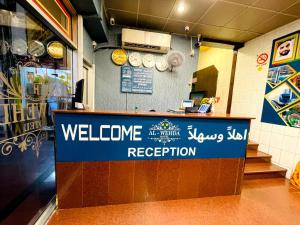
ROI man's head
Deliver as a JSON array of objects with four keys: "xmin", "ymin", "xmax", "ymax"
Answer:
[{"xmin": 278, "ymin": 40, "xmax": 292, "ymax": 57}]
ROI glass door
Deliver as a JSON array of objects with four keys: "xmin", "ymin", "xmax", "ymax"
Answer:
[{"xmin": 0, "ymin": 1, "xmax": 73, "ymax": 224}]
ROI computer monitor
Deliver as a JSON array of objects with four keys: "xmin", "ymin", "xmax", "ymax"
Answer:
[
  {"xmin": 72, "ymin": 79, "xmax": 84, "ymax": 109},
  {"xmin": 190, "ymin": 91, "xmax": 205, "ymax": 106}
]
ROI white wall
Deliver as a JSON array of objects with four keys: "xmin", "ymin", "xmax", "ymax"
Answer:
[
  {"xmin": 232, "ymin": 19, "xmax": 300, "ymax": 178},
  {"xmin": 198, "ymin": 46, "xmax": 233, "ymax": 113}
]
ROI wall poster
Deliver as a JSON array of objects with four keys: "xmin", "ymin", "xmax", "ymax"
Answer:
[{"xmin": 261, "ymin": 31, "xmax": 300, "ymax": 128}]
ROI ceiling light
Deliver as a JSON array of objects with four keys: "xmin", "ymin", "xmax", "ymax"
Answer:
[{"xmin": 177, "ymin": 3, "xmax": 185, "ymax": 13}]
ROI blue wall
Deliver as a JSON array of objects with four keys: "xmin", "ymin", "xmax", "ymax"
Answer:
[
  {"xmin": 94, "ymin": 29, "xmax": 199, "ymax": 112},
  {"xmin": 83, "ymin": 26, "xmax": 94, "ymax": 64}
]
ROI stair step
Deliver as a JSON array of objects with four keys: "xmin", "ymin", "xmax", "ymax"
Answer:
[
  {"xmin": 247, "ymin": 140, "xmax": 259, "ymax": 150},
  {"xmin": 246, "ymin": 150, "xmax": 272, "ymax": 163},
  {"xmin": 246, "ymin": 150, "xmax": 271, "ymax": 159},
  {"xmin": 244, "ymin": 162, "xmax": 287, "ymax": 174},
  {"xmin": 244, "ymin": 162, "xmax": 287, "ymax": 179}
]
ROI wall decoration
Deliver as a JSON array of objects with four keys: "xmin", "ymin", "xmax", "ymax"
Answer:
[
  {"xmin": 128, "ymin": 52, "xmax": 142, "ymax": 67},
  {"xmin": 142, "ymin": 53, "xmax": 155, "ymax": 68},
  {"xmin": 121, "ymin": 66, "xmax": 153, "ymax": 94},
  {"xmin": 111, "ymin": 49, "xmax": 127, "ymax": 65},
  {"xmin": 279, "ymin": 102, "xmax": 300, "ymax": 127},
  {"xmin": 272, "ymin": 33, "xmax": 298, "ymax": 65},
  {"xmin": 0, "ymin": 40, "xmax": 9, "ymax": 55},
  {"xmin": 47, "ymin": 41, "xmax": 64, "ymax": 59},
  {"xmin": 156, "ymin": 56, "xmax": 169, "ymax": 72},
  {"xmin": 288, "ymin": 73, "xmax": 300, "ymax": 92},
  {"xmin": 28, "ymin": 40, "xmax": 45, "ymax": 57},
  {"xmin": 256, "ymin": 52, "xmax": 268, "ymax": 71},
  {"xmin": 265, "ymin": 83, "xmax": 298, "ymax": 111},
  {"xmin": 261, "ymin": 31, "xmax": 300, "ymax": 127},
  {"xmin": 11, "ymin": 38, "xmax": 28, "ymax": 55},
  {"xmin": 267, "ymin": 65, "xmax": 296, "ymax": 86}
]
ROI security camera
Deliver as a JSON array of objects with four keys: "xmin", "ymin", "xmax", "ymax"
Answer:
[
  {"xmin": 185, "ymin": 26, "xmax": 190, "ymax": 32},
  {"xmin": 92, "ymin": 41, "xmax": 97, "ymax": 49},
  {"xmin": 110, "ymin": 17, "xmax": 115, "ymax": 26}
]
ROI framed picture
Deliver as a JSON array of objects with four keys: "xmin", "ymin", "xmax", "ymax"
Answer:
[
  {"xmin": 267, "ymin": 65, "xmax": 296, "ymax": 87},
  {"xmin": 265, "ymin": 83, "xmax": 299, "ymax": 111},
  {"xmin": 279, "ymin": 102, "xmax": 300, "ymax": 127},
  {"xmin": 288, "ymin": 72, "xmax": 300, "ymax": 92},
  {"xmin": 272, "ymin": 33, "xmax": 298, "ymax": 65}
]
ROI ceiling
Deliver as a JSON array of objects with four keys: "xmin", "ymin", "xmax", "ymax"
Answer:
[{"xmin": 103, "ymin": 0, "xmax": 300, "ymax": 43}]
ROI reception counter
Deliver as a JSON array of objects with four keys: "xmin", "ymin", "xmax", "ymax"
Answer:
[{"xmin": 54, "ymin": 110, "xmax": 252, "ymax": 209}]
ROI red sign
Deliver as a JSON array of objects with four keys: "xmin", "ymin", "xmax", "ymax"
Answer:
[{"xmin": 257, "ymin": 53, "xmax": 269, "ymax": 65}]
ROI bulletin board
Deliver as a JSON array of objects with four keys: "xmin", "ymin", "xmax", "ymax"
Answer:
[
  {"xmin": 261, "ymin": 30, "xmax": 300, "ymax": 128},
  {"xmin": 121, "ymin": 66, "xmax": 153, "ymax": 94}
]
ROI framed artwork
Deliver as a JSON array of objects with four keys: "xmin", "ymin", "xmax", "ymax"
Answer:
[
  {"xmin": 267, "ymin": 64, "xmax": 296, "ymax": 87},
  {"xmin": 279, "ymin": 102, "xmax": 300, "ymax": 128},
  {"xmin": 272, "ymin": 33, "xmax": 298, "ymax": 65},
  {"xmin": 288, "ymin": 73, "xmax": 300, "ymax": 92},
  {"xmin": 265, "ymin": 83, "xmax": 299, "ymax": 111}
]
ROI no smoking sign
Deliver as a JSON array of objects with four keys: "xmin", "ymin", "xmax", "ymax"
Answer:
[
  {"xmin": 256, "ymin": 53, "xmax": 269, "ymax": 71},
  {"xmin": 257, "ymin": 53, "xmax": 268, "ymax": 65}
]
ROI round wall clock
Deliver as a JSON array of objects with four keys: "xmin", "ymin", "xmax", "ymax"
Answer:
[
  {"xmin": 0, "ymin": 40, "xmax": 9, "ymax": 55},
  {"xmin": 143, "ymin": 54, "xmax": 155, "ymax": 68},
  {"xmin": 28, "ymin": 40, "xmax": 45, "ymax": 57},
  {"xmin": 47, "ymin": 41, "xmax": 64, "ymax": 59},
  {"xmin": 156, "ymin": 56, "xmax": 169, "ymax": 72},
  {"xmin": 128, "ymin": 52, "xmax": 142, "ymax": 67},
  {"xmin": 11, "ymin": 38, "xmax": 27, "ymax": 55},
  {"xmin": 111, "ymin": 49, "xmax": 127, "ymax": 65}
]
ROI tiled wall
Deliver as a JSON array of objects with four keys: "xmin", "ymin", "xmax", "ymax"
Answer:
[
  {"xmin": 232, "ymin": 19, "xmax": 300, "ymax": 178},
  {"xmin": 198, "ymin": 46, "xmax": 233, "ymax": 113}
]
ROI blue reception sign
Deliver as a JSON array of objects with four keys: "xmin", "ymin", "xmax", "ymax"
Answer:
[{"xmin": 55, "ymin": 114, "xmax": 250, "ymax": 162}]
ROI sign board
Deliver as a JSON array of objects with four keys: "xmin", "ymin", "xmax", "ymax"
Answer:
[
  {"xmin": 121, "ymin": 66, "xmax": 153, "ymax": 94},
  {"xmin": 55, "ymin": 113, "xmax": 250, "ymax": 162}
]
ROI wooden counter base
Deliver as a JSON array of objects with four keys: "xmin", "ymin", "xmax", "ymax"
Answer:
[{"xmin": 56, "ymin": 158, "xmax": 244, "ymax": 209}]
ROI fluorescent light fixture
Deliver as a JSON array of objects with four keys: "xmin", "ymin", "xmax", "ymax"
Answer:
[{"xmin": 177, "ymin": 2, "xmax": 185, "ymax": 13}]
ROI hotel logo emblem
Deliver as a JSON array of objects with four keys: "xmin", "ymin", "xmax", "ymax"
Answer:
[{"xmin": 148, "ymin": 119, "xmax": 181, "ymax": 145}]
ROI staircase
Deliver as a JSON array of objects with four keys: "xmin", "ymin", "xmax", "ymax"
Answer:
[{"xmin": 244, "ymin": 141, "xmax": 287, "ymax": 179}]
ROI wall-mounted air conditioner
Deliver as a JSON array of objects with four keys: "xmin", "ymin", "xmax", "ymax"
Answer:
[{"xmin": 121, "ymin": 28, "xmax": 171, "ymax": 54}]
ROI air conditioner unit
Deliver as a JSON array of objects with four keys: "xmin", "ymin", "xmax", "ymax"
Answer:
[{"xmin": 121, "ymin": 28, "xmax": 171, "ymax": 54}]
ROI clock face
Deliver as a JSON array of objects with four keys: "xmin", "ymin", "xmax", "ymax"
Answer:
[
  {"xmin": 0, "ymin": 40, "xmax": 9, "ymax": 55},
  {"xmin": 156, "ymin": 57, "xmax": 169, "ymax": 72},
  {"xmin": 128, "ymin": 52, "xmax": 142, "ymax": 67},
  {"xmin": 11, "ymin": 38, "xmax": 27, "ymax": 55},
  {"xmin": 111, "ymin": 49, "xmax": 127, "ymax": 65},
  {"xmin": 143, "ymin": 54, "xmax": 155, "ymax": 68},
  {"xmin": 47, "ymin": 41, "xmax": 64, "ymax": 59},
  {"xmin": 28, "ymin": 40, "xmax": 45, "ymax": 57}
]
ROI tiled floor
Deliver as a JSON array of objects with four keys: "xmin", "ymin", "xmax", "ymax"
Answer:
[{"xmin": 47, "ymin": 178, "xmax": 300, "ymax": 225}]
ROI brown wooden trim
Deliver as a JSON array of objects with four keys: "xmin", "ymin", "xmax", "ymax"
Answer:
[
  {"xmin": 226, "ymin": 50, "xmax": 238, "ymax": 114},
  {"xmin": 53, "ymin": 109, "xmax": 254, "ymax": 120},
  {"xmin": 61, "ymin": 0, "xmax": 77, "ymax": 16},
  {"xmin": 24, "ymin": 0, "xmax": 78, "ymax": 49}
]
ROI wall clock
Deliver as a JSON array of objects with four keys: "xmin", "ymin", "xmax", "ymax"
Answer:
[
  {"xmin": 11, "ymin": 38, "xmax": 27, "ymax": 55},
  {"xmin": 128, "ymin": 52, "xmax": 142, "ymax": 67},
  {"xmin": 47, "ymin": 41, "xmax": 64, "ymax": 59},
  {"xmin": 0, "ymin": 40, "xmax": 9, "ymax": 55},
  {"xmin": 111, "ymin": 49, "xmax": 127, "ymax": 65},
  {"xmin": 156, "ymin": 56, "xmax": 169, "ymax": 72},
  {"xmin": 143, "ymin": 54, "xmax": 155, "ymax": 68},
  {"xmin": 28, "ymin": 40, "xmax": 45, "ymax": 57}
]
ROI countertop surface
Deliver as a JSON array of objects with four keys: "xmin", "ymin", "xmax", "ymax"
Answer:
[{"xmin": 54, "ymin": 109, "xmax": 254, "ymax": 120}]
